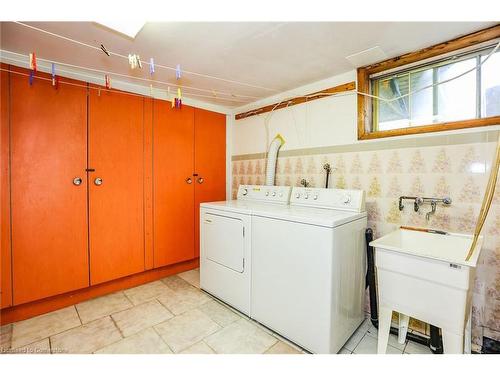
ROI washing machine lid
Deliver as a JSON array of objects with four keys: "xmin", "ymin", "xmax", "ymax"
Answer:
[
  {"xmin": 201, "ymin": 200, "xmax": 253, "ymax": 215},
  {"xmin": 251, "ymin": 205, "xmax": 367, "ymax": 228}
]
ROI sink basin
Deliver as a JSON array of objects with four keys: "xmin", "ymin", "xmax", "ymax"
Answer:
[
  {"xmin": 370, "ymin": 228, "xmax": 483, "ymax": 267},
  {"xmin": 369, "ymin": 228, "xmax": 484, "ymax": 354}
]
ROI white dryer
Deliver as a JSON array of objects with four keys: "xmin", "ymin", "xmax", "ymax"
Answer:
[
  {"xmin": 200, "ymin": 185, "xmax": 291, "ymax": 315},
  {"xmin": 250, "ymin": 187, "xmax": 367, "ymax": 353}
]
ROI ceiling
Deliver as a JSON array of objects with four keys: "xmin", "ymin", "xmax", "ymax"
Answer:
[{"xmin": 0, "ymin": 21, "xmax": 496, "ymax": 109}]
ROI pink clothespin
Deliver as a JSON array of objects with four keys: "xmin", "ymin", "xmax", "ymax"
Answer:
[
  {"xmin": 105, "ymin": 75, "xmax": 111, "ymax": 89},
  {"xmin": 29, "ymin": 52, "xmax": 37, "ymax": 72}
]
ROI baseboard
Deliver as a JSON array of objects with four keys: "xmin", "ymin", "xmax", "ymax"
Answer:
[{"xmin": 0, "ymin": 258, "xmax": 199, "ymax": 325}]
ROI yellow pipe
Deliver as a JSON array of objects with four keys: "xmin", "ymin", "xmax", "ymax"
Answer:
[{"xmin": 465, "ymin": 132, "xmax": 500, "ymax": 261}]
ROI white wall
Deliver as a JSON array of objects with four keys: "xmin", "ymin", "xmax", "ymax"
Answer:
[
  {"xmin": 231, "ymin": 70, "xmax": 358, "ymax": 155},
  {"xmin": 231, "ymin": 70, "xmax": 500, "ymax": 156}
]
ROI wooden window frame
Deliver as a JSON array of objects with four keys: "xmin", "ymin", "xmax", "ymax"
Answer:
[{"xmin": 357, "ymin": 24, "xmax": 500, "ymax": 140}]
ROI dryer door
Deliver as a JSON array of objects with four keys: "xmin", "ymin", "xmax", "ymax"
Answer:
[{"xmin": 203, "ymin": 213, "xmax": 244, "ymax": 272}]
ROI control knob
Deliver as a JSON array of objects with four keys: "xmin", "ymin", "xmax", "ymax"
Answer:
[
  {"xmin": 343, "ymin": 194, "xmax": 351, "ymax": 204},
  {"xmin": 242, "ymin": 188, "xmax": 248, "ymax": 196}
]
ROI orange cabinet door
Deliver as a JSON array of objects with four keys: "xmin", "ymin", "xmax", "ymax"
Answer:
[
  {"xmin": 194, "ymin": 108, "xmax": 226, "ymax": 257},
  {"xmin": 1, "ymin": 65, "xmax": 12, "ymax": 308},
  {"xmin": 10, "ymin": 69, "xmax": 89, "ymax": 305},
  {"xmin": 153, "ymin": 100, "xmax": 195, "ymax": 267},
  {"xmin": 89, "ymin": 89, "xmax": 145, "ymax": 284}
]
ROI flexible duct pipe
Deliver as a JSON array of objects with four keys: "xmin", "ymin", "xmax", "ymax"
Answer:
[{"xmin": 265, "ymin": 134, "xmax": 285, "ymax": 186}]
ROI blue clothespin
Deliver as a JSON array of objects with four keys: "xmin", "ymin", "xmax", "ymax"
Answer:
[
  {"xmin": 29, "ymin": 70, "xmax": 34, "ymax": 86},
  {"xmin": 51, "ymin": 63, "xmax": 56, "ymax": 86},
  {"xmin": 149, "ymin": 58, "xmax": 155, "ymax": 75},
  {"xmin": 176, "ymin": 64, "xmax": 181, "ymax": 79}
]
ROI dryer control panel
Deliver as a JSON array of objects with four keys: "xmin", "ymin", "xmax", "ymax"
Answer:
[
  {"xmin": 237, "ymin": 185, "xmax": 292, "ymax": 204},
  {"xmin": 290, "ymin": 187, "xmax": 365, "ymax": 212}
]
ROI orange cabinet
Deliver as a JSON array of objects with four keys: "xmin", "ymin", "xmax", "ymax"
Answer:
[
  {"xmin": 10, "ymin": 69, "xmax": 89, "ymax": 305},
  {"xmin": 153, "ymin": 101, "xmax": 195, "ymax": 267},
  {"xmin": 88, "ymin": 89, "xmax": 145, "ymax": 284},
  {"xmin": 194, "ymin": 108, "xmax": 227, "ymax": 257},
  {"xmin": 153, "ymin": 104, "xmax": 226, "ymax": 265},
  {"xmin": 2, "ymin": 65, "xmax": 225, "ymax": 309},
  {"xmin": 1, "ymin": 64, "xmax": 12, "ymax": 308}
]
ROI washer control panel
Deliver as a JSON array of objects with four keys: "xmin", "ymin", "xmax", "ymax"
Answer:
[
  {"xmin": 290, "ymin": 187, "xmax": 365, "ymax": 212},
  {"xmin": 237, "ymin": 185, "xmax": 292, "ymax": 204}
]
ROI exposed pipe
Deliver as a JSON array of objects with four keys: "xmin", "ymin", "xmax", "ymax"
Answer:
[
  {"xmin": 265, "ymin": 134, "xmax": 285, "ymax": 186},
  {"xmin": 365, "ymin": 228, "xmax": 443, "ymax": 353},
  {"xmin": 323, "ymin": 163, "xmax": 331, "ymax": 188}
]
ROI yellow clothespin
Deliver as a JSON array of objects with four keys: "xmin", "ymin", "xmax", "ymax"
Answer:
[{"xmin": 169, "ymin": 87, "xmax": 174, "ymax": 108}]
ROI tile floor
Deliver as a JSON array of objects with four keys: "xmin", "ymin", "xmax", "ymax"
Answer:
[{"xmin": 0, "ymin": 268, "xmax": 432, "ymax": 354}]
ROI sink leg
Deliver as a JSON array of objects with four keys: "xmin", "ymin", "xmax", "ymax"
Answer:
[
  {"xmin": 464, "ymin": 306, "xmax": 472, "ymax": 354},
  {"xmin": 377, "ymin": 306, "xmax": 392, "ymax": 354},
  {"xmin": 398, "ymin": 313, "xmax": 410, "ymax": 344},
  {"xmin": 442, "ymin": 330, "xmax": 464, "ymax": 354}
]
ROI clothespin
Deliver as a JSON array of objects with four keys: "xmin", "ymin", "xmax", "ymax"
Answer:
[
  {"xmin": 169, "ymin": 87, "xmax": 174, "ymax": 108},
  {"xmin": 212, "ymin": 90, "xmax": 217, "ymax": 98},
  {"xmin": 100, "ymin": 44, "xmax": 110, "ymax": 56},
  {"xmin": 51, "ymin": 63, "xmax": 56, "ymax": 87},
  {"xmin": 105, "ymin": 75, "xmax": 111, "ymax": 89},
  {"xmin": 128, "ymin": 54, "xmax": 137, "ymax": 69},
  {"xmin": 136, "ymin": 55, "xmax": 142, "ymax": 69},
  {"xmin": 29, "ymin": 70, "xmax": 34, "ymax": 86},
  {"xmin": 177, "ymin": 87, "xmax": 182, "ymax": 108},
  {"xmin": 149, "ymin": 58, "xmax": 155, "ymax": 75},
  {"xmin": 98, "ymin": 87, "xmax": 101, "ymax": 97},
  {"xmin": 149, "ymin": 84, "xmax": 153, "ymax": 97},
  {"xmin": 175, "ymin": 64, "xmax": 181, "ymax": 80},
  {"xmin": 29, "ymin": 52, "xmax": 37, "ymax": 72}
]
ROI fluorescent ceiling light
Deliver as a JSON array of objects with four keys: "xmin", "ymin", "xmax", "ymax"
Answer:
[{"xmin": 96, "ymin": 21, "xmax": 145, "ymax": 39}]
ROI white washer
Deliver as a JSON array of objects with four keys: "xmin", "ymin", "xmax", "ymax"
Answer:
[
  {"xmin": 200, "ymin": 185, "xmax": 291, "ymax": 315},
  {"xmin": 251, "ymin": 187, "xmax": 367, "ymax": 353}
]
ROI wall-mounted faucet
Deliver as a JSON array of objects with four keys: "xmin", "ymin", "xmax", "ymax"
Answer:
[
  {"xmin": 323, "ymin": 163, "xmax": 332, "ymax": 189},
  {"xmin": 399, "ymin": 196, "xmax": 452, "ymax": 221}
]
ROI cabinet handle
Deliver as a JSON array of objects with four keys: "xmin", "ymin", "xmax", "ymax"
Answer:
[
  {"xmin": 94, "ymin": 177, "xmax": 103, "ymax": 186},
  {"xmin": 197, "ymin": 177, "xmax": 204, "ymax": 184},
  {"xmin": 185, "ymin": 177, "xmax": 193, "ymax": 184},
  {"xmin": 73, "ymin": 177, "xmax": 83, "ymax": 186}
]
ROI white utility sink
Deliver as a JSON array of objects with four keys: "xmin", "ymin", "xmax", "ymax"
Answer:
[{"xmin": 370, "ymin": 228, "xmax": 483, "ymax": 354}]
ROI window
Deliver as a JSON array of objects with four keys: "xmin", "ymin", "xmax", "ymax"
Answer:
[
  {"xmin": 372, "ymin": 48, "xmax": 500, "ymax": 131},
  {"xmin": 357, "ymin": 25, "xmax": 500, "ymax": 140}
]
